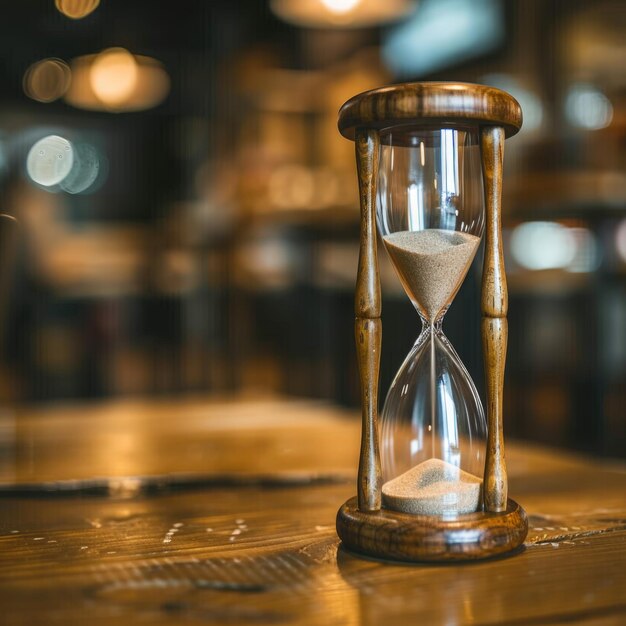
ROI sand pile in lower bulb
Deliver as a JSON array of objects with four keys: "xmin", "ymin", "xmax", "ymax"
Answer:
[
  {"xmin": 382, "ymin": 458, "xmax": 482, "ymax": 516},
  {"xmin": 383, "ymin": 229, "xmax": 480, "ymax": 322}
]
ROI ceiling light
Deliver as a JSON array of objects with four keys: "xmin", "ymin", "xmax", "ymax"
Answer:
[
  {"xmin": 271, "ymin": 0, "xmax": 415, "ymax": 29},
  {"xmin": 90, "ymin": 48, "xmax": 138, "ymax": 107},
  {"xmin": 55, "ymin": 0, "xmax": 100, "ymax": 20},
  {"xmin": 321, "ymin": 0, "xmax": 361, "ymax": 14},
  {"xmin": 66, "ymin": 51, "xmax": 170, "ymax": 112}
]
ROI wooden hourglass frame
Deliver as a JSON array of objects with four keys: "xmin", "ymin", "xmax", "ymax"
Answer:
[{"xmin": 336, "ymin": 82, "xmax": 528, "ymax": 562}]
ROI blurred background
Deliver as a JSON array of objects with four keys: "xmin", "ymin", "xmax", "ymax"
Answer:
[{"xmin": 0, "ymin": 0, "xmax": 624, "ymax": 458}]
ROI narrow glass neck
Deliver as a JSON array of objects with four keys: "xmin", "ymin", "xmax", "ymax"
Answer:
[{"xmin": 418, "ymin": 309, "xmax": 448, "ymax": 334}]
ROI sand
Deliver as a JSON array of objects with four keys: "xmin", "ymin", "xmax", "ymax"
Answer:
[
  {"xmin": 382, "ymin": 458, "xmax": 482, "ymax": 516},
  {"xmin": 383, "ymin": 229, "xmax": 480, "ymax": 322},
  {"xmin": 381, "ymin": 230, "xmax": 483, "ymax": 515}
]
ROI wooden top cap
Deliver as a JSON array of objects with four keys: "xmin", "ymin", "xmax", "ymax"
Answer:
[{"xmin": 338, "ymin": 82, "xmax": 522, "ymax": 140}]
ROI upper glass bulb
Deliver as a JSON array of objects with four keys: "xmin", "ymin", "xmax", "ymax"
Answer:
[{"xmin": 377, "ymin": 127, "xmax": 485, "ymax": 322}]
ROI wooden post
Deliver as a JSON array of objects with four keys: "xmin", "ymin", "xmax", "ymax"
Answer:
[
  {"xmin": 480, "ymin": 126, "xmax": 508, "ymax": 513},
  {"xmin": 354, "ymin": 128, "xmax": 382, "ymax": 512}
]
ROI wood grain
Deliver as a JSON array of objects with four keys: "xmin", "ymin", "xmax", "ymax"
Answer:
[
  {"xmin": 481, "ymin": 125, "xmax": 509, "ymax": 513},
  {"xmin": 337, "ymin": 497, "xmax": 527, "ymax": 562},
  {"xmin": 339, "ymin": 82, "xmax": 523, "ymax": 141},
  {"xmin": 354, "ymin": 129, "xmax": 381, "ymax": 321},
  {"xmin": 0, "ymin": 399, "xmax": 625, "ymax": 625},
  {"xmin": 354, "ymin": 129, "xmax": 382, "ymax": 512},
  {"xmin": 354, "ymin": 318, "xmax": 381, "ymax": 512}
]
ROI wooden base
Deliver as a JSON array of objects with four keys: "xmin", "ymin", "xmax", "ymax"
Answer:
[{"xmin": 336, "ymin": 497, "xmax": 527, "ymax": 562}]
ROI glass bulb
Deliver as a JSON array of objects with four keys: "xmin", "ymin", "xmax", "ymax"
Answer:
[{"xmin": 377, "ymin": 127, "xmax": 486, "ymax": 517}]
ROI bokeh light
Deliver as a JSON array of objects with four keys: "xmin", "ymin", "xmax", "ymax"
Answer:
[
  {"xmin": 0, "ymin": 134, "xmax": 7, "ymax": 177},
  {"xmin": 23, "ymin": 58, "xmax": 71, "ymax": 103},
  {"xmin": 483, "ymin": 74, "xmax": 543, "ymax": 133},
  {"xmin": 26, "ymin": 135, "xmax": 74, "ymax": 187},
  {"xmin": 26, "ymin": 135, "xmax": 103, "ymax": 194},
  {"xmin": 510, "ymin": 222, "xmax": 577, "ymax": 271},
  {"xmin": 383, "ymin": 0, "xmax": 504, "ymax": 77},
  {"xmin": 90, "ymin": 48, "xmax": 138, "ymax": 107},
  {"xmin": 268, "ymin": 165, "xmax": 315, "ymax": 210},
  {"xmin": 321, "ymin": 0, "xmax": 361, "ymax": 14},
  {"xmin": 59, "ymin": 142, "xmax": 101, "ymax": 194},
  {"xmin": 65, "ymin": 51, "xmax": 170, "ymax": 112},
  {"xmin": 271, "ymin": 0, "xmax": 415, "ymax": 28},
  {"xmin": 616, "ymin": 219, "xmax": 626, "ymax": 264},
  {"xmin": 565, "ymin": 84, "xmax": 613, "ymax": 130},
  {"xmin": 566, "ymin": 227, "xmax": 600, "ymax": 273},
  {"xmin": 55, "ymin": 0, "xmax": 100, "ymax": 20}
]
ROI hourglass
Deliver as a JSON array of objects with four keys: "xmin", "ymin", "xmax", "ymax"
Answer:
[{"xmin": 336, "ymin": 83, "xmax": 528, "ymax": 561}]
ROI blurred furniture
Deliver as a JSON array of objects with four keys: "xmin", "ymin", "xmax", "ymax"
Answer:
[{"xmin": 0, "ymin": 397, "xmax": 624, "ymax": 624}]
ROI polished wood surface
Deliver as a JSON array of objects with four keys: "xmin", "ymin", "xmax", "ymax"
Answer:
[
  {"xmin": 481, "ymin": 125, "xmax": 510, "ymax": 514},
  {"xmin": 0, "ymin": 397, "xmax": 625, "ymax": 625},
  {"xmin": 337, "ymin": 497, "xmax": 527, "ymax": 562},
  {"xmin": 354, "ymin": 129, "xmax": 382, "ymax": 512},
  {"xmin": 338, "ymin": 82, "xmax": 523, "ymax": 141}
]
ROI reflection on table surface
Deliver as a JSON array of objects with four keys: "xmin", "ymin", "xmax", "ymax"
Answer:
[{"xmin": 0, "ymin": 396, "xmax": 625, "ymax": 625}]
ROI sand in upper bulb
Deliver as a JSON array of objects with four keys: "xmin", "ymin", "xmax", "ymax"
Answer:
[
  {"xmin": 382, "ymin": 458, "xmax": 482, "ymax": 516},
  {"xmin": 383, "ymin": 229, "xmax": 481, "ymax": 322}
]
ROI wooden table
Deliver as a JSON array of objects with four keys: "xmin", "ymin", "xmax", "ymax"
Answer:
[{"xmin": 0, "ymin": 397, "xmax": 625, "ymax": 625}]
